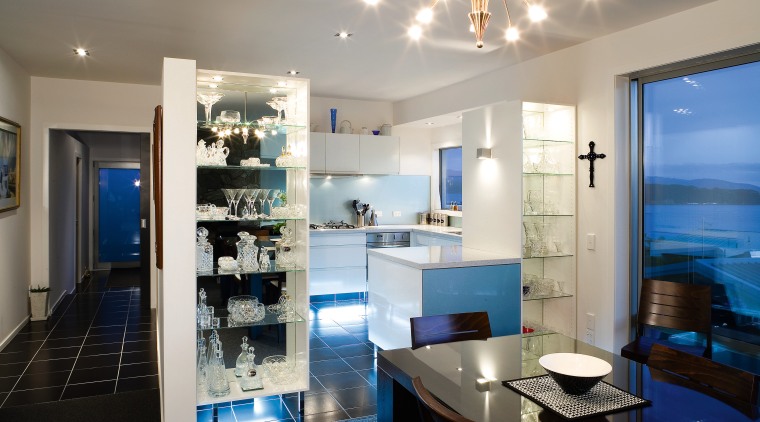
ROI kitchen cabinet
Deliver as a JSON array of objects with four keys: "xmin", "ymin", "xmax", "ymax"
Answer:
[
  {"xmin": 309, "ymin": 232, "xmax": 367, "ymax": 296},
  {"xmin": 325, "ymin": 133, "xmax": 360, "ymax": 173},
  {"xmin": 411, "ymin": 231, "xmax": 461, "ymax": 247},
  {"xmin": 310, "ymin": 132, "xmax": 326, "ymax": 173},
  {"xmin": 191, "ymin": 68, "xmax": 310, "ymax": 406},
  {"xmin": 521, "ymin": 102, "xmax": 576, "ymax": 339},
  {"xmin": 359, "ymin": 135, "xmax": 399, "ymax": 174}
]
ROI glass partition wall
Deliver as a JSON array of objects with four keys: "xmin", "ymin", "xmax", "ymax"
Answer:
[{"xmin": 634, "ymin": 52, "xmax": 760, "ymax": 356}]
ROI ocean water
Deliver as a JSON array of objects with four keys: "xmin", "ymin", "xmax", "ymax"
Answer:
[{"xmin": 645, "ymin": 204, "xmax": 760, "ymax": 250}]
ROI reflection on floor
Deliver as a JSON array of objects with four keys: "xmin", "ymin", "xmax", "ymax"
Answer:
[
  {"xmin": 197, "ymin": 299, "xmax": 378, "ymax": 422},
  {"xmin": 0, "ymin": 270, "xmax": 157, "ymax": 408}
]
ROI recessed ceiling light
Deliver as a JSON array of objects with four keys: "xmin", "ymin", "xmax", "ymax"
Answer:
[
  {"xmin": 211, "ymin": 75, "xmax": 223, "ymax": 82},
  {"xmin": 287, "ymin": 70, "xmax": 300, "ymax": 75},
  {"xmin": 364, "ymin": 0, "xmax": 379, "ymax": 4},
  {"xmin": 73, "ymin": 48, "xmax": 89, "ymax": 57},
  {"xmin": 335, "ymin": 31, "xmax": 352, "ymax": 39},
  {"xmin": 408, "ymin": 25, "xmax": 423, "ymax": 40},
  {"xmin": 528, "ymin": 4, "xmax": 548, "ymax": 22},
  {"xmin": 425, "ymin": 122, "xmax": 435, "ymax": 126},
  {"xmin": 209, "ymin": 83, "xmax": 219, "ymax": 88}
]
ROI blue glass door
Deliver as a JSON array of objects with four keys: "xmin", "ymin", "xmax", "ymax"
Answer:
[{"xmin": 98, "ymin": 167, "xmax": 140, "ymax": 263}]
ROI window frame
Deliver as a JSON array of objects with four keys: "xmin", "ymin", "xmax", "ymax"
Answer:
[{"xmin": 439, "ymin": 146, "xmax": 462, "ymax": 210}]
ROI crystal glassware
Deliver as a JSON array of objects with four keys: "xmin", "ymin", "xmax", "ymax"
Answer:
[
  {"xmin": 197, "ymin": 340, "xmax": 209, "ymax": 393},
  {"xmin": 196, "ymin": 227, "xmax": 214, "ymax": 273},
  {"xmin": 231, "ymin": 189, "xmax": 245, "ymax": 219},
  {"xmin": 197, "ymin": 92, "xmax": 224, "ymax": 123},
  {"xmin": 207, "ymin": 348, "xmax": 230, "ymax": 397},
  {"xmin": 236, "ymin": 232, "xmax": 260, "ymax": 272},
  {"xmin": 239, "ymin": 347, "xmax": 262, "ymax": 391},
  {"xmin": 235, "ymin": 336, "xmax": 250, "ymax": 377},
  {"xmin": 258, "ymin": 248, "xmax": 271, "ymax": 272},
  {"xmin": 266, "ymin": 189, "xmax": 280, "ymax": 218},
  {"xmin": 242, "ymin": 189, "xmax": 260, "ymax": 219},
  {"xmin": 222, "ymin": 188, "xmax": 236, "ymax": 219},
  {"xmin": 275, "ymin": 227, "xmax": 296, "ymax": 269},
  {"xmin": 262, "ymin": 355, "xmax": 298, "ymax": 385},
  {"xmin": 256, "ymin": 189, "xmax": 271, "ymax": 217},
  {"xmin": 227, "ymin": 296, "xmax": 266, "ymax": 323}
]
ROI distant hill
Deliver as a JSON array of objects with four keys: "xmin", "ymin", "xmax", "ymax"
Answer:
[
  {"xmin": 645, "ymin": 183, "xmax": 760, "ymax": 205},
  {"xmin": 646, "ymin": 177, "xmax": 760, "ymax": 193}
]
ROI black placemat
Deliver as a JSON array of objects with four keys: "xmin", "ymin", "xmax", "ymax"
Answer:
[{"xmin": 503, "ymin": 375, "xmax": 651, "ymax": 421}]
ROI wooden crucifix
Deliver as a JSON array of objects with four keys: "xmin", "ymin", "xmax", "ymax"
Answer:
[{"xmin": 578, "ymin": 141, "xmax": 606, "ymax": 188}]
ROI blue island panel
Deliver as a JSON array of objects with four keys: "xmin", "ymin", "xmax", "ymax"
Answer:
[{"xmin": 421, "ymin": 264, "xmax": 521, "ymax": 337}]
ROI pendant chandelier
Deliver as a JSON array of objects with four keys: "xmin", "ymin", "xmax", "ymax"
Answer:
[{"xmin": 408, "ymin": 0, "xmax": 547, "ymax": 48}]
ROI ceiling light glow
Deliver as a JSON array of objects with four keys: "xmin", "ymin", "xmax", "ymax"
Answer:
[
  {"xmin": 74, "ymin": 48, "xmax": 89, "ymax": 56},
  {"xmin": 528, "ymin": 4, "xmax": 547, "ymax": 22},
  {"xmin": 277, "ymin": 81, "xmax": 287, "ymax": 87},
  {"xmin": 364, "ymin": 0, "xmax": 379, "ymax": 4},
  {"xmin": 287, "ymin": 70, "xmax": 300, "ymax": 75},
  {"xmin": 416, "ymin": 8, "xmax": 434, "ymax": 24},
  {"xmin": 408, "ymin": 25, "xmax": 423, "ymax": 40},
  {"xmin": 270, "ymin": 88, "xmax": 278, "ymax": 93},
  {"xmin": 505, "ymin": 26, "xmax": 519, "ymax": 41},
  {"xmin": 336, "ymin": 31, "xmax": 352, "ymax": 39},
  {"xmin": 211, "ymin": 75, "xmax": 223, "ymax": 81},
  {"xmin": 209, "ymin": 83, "xmax": 218, "ymax": 88}
]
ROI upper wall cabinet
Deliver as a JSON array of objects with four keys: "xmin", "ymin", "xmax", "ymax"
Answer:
[
  {"xmin": 310, "ymin": 133, "xmax": 399, "ymax": 175},
  {"xmin": 325, "ymin": 133, "xmax": 360, "ymax": 173},
  {"xmin": 360, "ymin": 135, "xmax": 399, "ymax": 175}
]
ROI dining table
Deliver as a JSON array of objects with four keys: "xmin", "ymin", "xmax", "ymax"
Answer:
[{"xmin": 377, "ymin": 332, "xmax": 759, "ymax": 421}]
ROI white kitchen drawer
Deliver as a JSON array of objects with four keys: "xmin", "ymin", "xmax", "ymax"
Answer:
[
  {"xmin": 310, "ymin": 267, "xmax": 367, "ymax": 296},
  {"xmin": 310, "ymin": 244, "xmax": 367, "ymax": 268},
  {"xmin": 310, "ymin": 233, "xmax": 366, "ymax": 247}
]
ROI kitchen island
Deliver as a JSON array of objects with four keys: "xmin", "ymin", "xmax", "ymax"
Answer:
[{"xmin": 367, "ymin": 245, "xmax": 521, "ymax": 351}]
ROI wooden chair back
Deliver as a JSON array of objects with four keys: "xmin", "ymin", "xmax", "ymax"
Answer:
[
  {"xmin": 648, "ymin": 343, "xmax": 760, "ymax": 417},
  {"xmin": 637, "ymin": 278, "xmax": 712, "ymax": 336},
  {"xmin": 410, "ymin": 312, "xmax": 491, "ymax": 350},
  {"xmin": 412, "ymin": 376, "xmax": 474, "ymax": 422}
]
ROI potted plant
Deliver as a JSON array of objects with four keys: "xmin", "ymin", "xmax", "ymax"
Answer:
[{"xmin": 29, "ymin": 285, "xmax": 50, "ymax": 321}]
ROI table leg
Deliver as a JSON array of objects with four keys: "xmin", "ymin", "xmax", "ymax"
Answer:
[{"xmin": 378, "ymin": 366, "xmax": 421, "ymax": 422}]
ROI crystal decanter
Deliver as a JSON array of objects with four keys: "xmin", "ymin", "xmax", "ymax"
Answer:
[
  {"xmin": 236, "ymin": 232, "xmax": 260, "ymax": 272},
  {"xmin": 235, "ymin": 336, "xmax": 250, "ymax": 377},
  {"xmin": 275, "ymin": 227, "xmax": 296, "ymax": 268},
  {"xmin": 239, "ymin": 347, "xmax": 262, "ymax": 391},
  {"xmin": 196, "ymin": 227, "xmax": 214, "ymax": 273}
]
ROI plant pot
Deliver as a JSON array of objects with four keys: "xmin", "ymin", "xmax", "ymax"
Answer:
[{"xmin": 30, "ymin": 291, "xmax": 49, "ymax": 321}]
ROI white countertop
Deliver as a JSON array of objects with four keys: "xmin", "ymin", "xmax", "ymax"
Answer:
[
  {"xmin": 309, "ymin": 224, "xmax": 461, "ymax": 237},
  {"xmin": 367, "ymin": 245, "xmax": 520, "ymax": 270}
]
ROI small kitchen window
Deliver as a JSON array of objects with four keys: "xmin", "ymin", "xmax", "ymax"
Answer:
[{"xmin": 440, "ymin": 147, "xmax": 462, "ymax": 210}]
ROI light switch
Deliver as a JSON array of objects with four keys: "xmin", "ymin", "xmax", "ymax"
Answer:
[
  {"xmin": 392, "ymin": 211, "xmax": 401, "ymax": 217},
  {"xmin": 586, "ymin": 233, "xmax": 596, "ymax": 250}
]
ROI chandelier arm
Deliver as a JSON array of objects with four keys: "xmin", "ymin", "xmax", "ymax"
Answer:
[{"xmin": 502, "ymin": 0, "xmax": 512, "ymax": 26}]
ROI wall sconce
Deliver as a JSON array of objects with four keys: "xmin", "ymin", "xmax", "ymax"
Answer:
[
  {"xmin": 476, "ymin": 148, "xmax": 492, "ymax": 159},
  {"xmin": 475, "ymin": 378, "xmax": 492, "ymax": 392}
]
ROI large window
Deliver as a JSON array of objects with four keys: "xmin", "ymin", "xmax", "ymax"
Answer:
[
  {"xmin": 440, "ymin": 147, "xmax": 462, "ymax": 209},
  {"xmin": 636, "ymin": 54, "xmax": 760, "ymax": 345}
]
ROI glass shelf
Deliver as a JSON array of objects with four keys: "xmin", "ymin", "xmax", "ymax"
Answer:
[
  {"xmin": 523, "ymin": 137, "xmax": 574, "ymax": 145},
  {"xmin": 522, "ymin": 172, "xmax": 574, "ymax": 176},
  {"xmin": 523, "ymin": 253, "xmax": 574, "ymax": 259},
  {"xmin": 197, "ymin": 164, "xmax": 307, "ymax": 171},
  {"xmin": 197, "ymin": 121, "xmax": 307, "ymax": 133},
  {"xmin": 197, "ymin": 262, "xmax": 305, "ymax": 277},
  {"xmin": 523, "ymin": 214, "xmax": 573, "ymax": 218},
  {"xmin": 521, "ymin": 329, "xmax": 557, "ymax": 338},
  {"xmin": 197, "ymin": 311, "xmax": 305, "ymax": 332},
  {"xmin": 196, "ymin": 217, "xmax": 305, "ymax": 223},
  {"xmin": 523, "ymin": 291, "xmax": 573, "ymax": 301}
]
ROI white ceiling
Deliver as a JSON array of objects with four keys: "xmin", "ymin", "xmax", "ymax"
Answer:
[{"xmin": 0, "ymin": 0, "xmax": 715, "ymax": 102}]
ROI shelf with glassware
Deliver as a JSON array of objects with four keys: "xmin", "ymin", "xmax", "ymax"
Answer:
[
  {"xmin": 521, "ymin": 102, "xmax": 576, "ymax": 339},
  {"xmin": 194, "ymin": 69, "xmax": 309, "ymax": 405}
]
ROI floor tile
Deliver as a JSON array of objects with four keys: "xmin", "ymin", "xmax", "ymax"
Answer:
[
  {"xmin": 300, "ymin": 392, "xmax": 344, "ymax": 415},
  {"xmin": 1, "ymin": 386, "xmax": 65, "ymax": 407},
  {"xmin": 24, "ymin": 358, "xmax": 76, "ymax": 375},
  {"xmin": 312, "ymin": 327, "xmax": 350, "ymax": 337},
  {"xmin": 0, "ymin": 341, "xmax": 42, "ymax": 354},
  {"xmin": 232, "ymin": 397, "xmax": 293, "ymax": 421},
  {"xmin": 346, "ymin": 404, "xmax": 377, "ymax": 418},
  {"xmin": 319, "ymin": 334, "xmax": 363, "ymax": 348},
  {"xmin": 124, "ymin": 331, "xmax": 155, "ymax": 342},
  {"xmin": 331, "ymin": 343, "xmax": 373, "ymax": 358},
  {"xmin": 316, "ymin": 371, "xmax": 370, "ymax": 391},
  {"xmin": 121, "ymin": 349, "xmax": 157, "ymax": 364},
  {"xmin": 32, "ymin": 346, "xmax": 81, "ymax": 361},
  {"xmin": 68, "ymin": 365, "xmax": 119, "ymax": 384},
  {"xmin": 0, "ymin": 362, "xmax": 28, "ymax": 378},
  {"xmin": 87, "ymin": 326, "xmax": 126, "ymax": 336},
  {"xmin": 115, "ymin": 375, "xmax": 159, "ymax": 393},
  {"xmin": 40, "ymin": 336, "xmax": 85, "ymax": 350},
  {"xmin": 10, "ymin": 332, "xmax": 49, "ymax": 342},
  {"xmin": 303, "ymin": 409, "xmax": 350, "ymax": 421},
  {"xmin": 80, "ymin": 342, "xmax": 123, "ymax": 356},
  {"xmin": 309, "ymin": 359, "xmax": 353, "ymax": 377},
  {"xmin": 342, "ymin": 355, "xmax": 376, "ymax": 371},
  {"xmin": 306, "ymin": 376, "xmax": 326, "ymax": 395},
  {"xmin": 0, "ymin": 352, "xmax": 33, "ymax": 365},
  {"xmin": 350, "ymin": 332, "xmax": 370, "ymax": 343},
  {"xmin": 309, "ymin": 337, "xmax": 328, "ymax": 350},
  {"xmin": 84, "ymin": 333, "xmax": 124, "ymax": 346},
  {"xmin": 60, "ymin": 379, "xmax": 116, "ymax": 400},
  {"xmin": 123, "ymin": 340, "xmax": 157, "ymax": 353},
  {"xmin": 119, "ymin": 361, "xmax": 158, "ymax": 378},
  {"xmin": 14, "ymin": 370, "xmax": 71, "ymax": 390},
  {"xmin": 339, "ymin": 324, "xmax": 369, "ymax": 334},
  {"xmin": 310, "ymin": 347, "xmax": 339, "ymax": 362},
  {"xmin": 309, "ymin": 319, "xmax": 340, "ymax": 329},
  {"xmin": 73, "ymin": 353, "xmax": 121, "ymax": 370},
  {"xmin": 47, "ymin": 328, "xmax": 89, "ymax": 339},
  {"xmin": 356, "ymin": 368, "xmax": 377, "ymax": 386},
  {"xmin": 0, "ymin": 375, "xmax": 19, "ymax": 393},
  {"xmin": 330, "ymin": 385, "xmax": 377, "ymax": 409}
]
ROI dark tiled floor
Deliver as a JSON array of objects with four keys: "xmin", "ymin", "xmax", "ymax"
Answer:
[
  {"xmin": 197, "ymin": 300, "xmax": 378, "ymax": 422},
  {"xmin": 0, "ymin": 270, "xmax": 157, "ymax": 408}
]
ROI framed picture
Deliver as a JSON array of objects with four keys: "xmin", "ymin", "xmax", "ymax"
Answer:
[
  {"xmin": 0, "ymin": 116, "xmax": 20, "ymax": 212},
  {"xmin": 152, "ymin": 105, "xmax": 163, "ymax": 269}
]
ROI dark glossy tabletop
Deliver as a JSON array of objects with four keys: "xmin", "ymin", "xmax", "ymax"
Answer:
[{"xmin": 378, "ymin": 333, "xmax": 759, "ymax": 421}]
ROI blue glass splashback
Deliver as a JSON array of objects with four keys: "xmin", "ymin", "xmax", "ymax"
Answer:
[{"xmin": 98, "ymin": 168, "xmax": 140, "ymax": 263}]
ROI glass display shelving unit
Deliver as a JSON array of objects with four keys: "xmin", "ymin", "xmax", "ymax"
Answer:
[
  {"xmin": 194, "ymin": 69, "xmax": 309, "ymax": 406},
  {"xmin": 521, "ymin": 102, "xmax": 576, "ymax": 339}
]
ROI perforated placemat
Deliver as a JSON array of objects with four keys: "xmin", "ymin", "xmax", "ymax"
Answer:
[{"xmin": 503, "ymin": 375, "xmax": 650, "ymax": 421}]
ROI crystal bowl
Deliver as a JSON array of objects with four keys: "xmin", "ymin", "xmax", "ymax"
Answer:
[
  {"xmin": 262, "ymin": 355, "xmax": 298, "ymax": 385},
  {"xmin": 539, "ymin": 353, "xmax": 611, "ymax": 395},
  {"xmin": 220, "ymin": 110, "xmax": 241, "ymax": 123},
  {"xmin": 218, "ymin": 256, "xmax": 238, "ymax": 272},
  {"xmin": 227, "ymin": 295, "xmax": 266, "ymax": 323}
]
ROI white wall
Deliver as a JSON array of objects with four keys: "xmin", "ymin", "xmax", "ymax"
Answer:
[
  {"xmin": 48, "ymin": 131, "xmax": 88, "ymax": 305},
  {"xmin": 30, "ymin": 77, "xmax": 160, "ymax": 306},
  {"xmin": 393, "ymin": 0, "xmax": 760, "ymax": 352},
  {"xmin": 0, "ymin": 47, "xmax": 31, "ymax": 349},
  {"xmin": 311, "ymin": 96, "xmax": 392, "ymax": 135}
]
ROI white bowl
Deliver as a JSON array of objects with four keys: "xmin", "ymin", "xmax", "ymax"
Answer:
[{"xmin": 539, "ymin": 353, "xmax": 612, "ymax": 395}]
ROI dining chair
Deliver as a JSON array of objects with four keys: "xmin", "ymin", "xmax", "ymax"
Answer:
[
  {"xmin": 410, "ymin": 311, "xmax": 491, "ymax": 350},
  {"xmin": 648, "ymin": 343, "xmax": 760, "ymax": 417},
  {"xmin": 621, "ymin": 278, "xmax": 712, "ymax": 364},
  {"xmin": 412, "ymin": 376, "xmax": 474, "ymax": 422}
]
